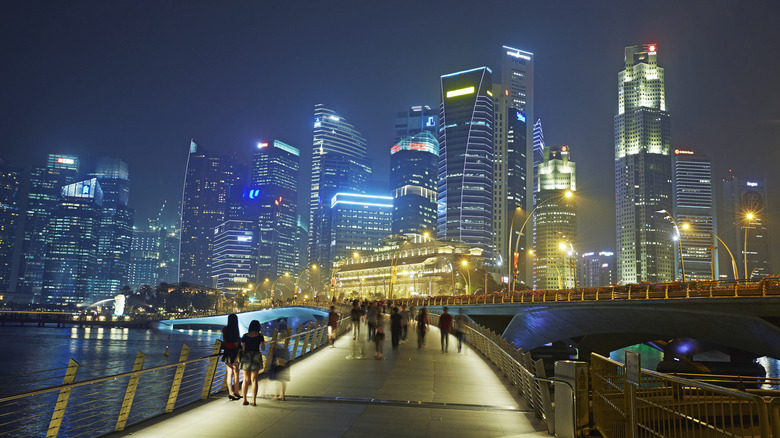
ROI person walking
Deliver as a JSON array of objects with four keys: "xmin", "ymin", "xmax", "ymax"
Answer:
[
  {"xmin": 221, "ymin": 313, "xmax": 242, "ymax": 401},
  {"xmin": 399, "ymin": 304, "xmax": 410, "ymax": 342},
  {"xmin": 239, "ymin": 320, "xmax": 265, "ymax": 406},
  {"xmin": 416, "ymin": 307, "xmax": 429, "ymax": 349},
  {"xmin": 269, "ymin": 341, "xmax": 290, "ymax": 401},
  {"xmin": 327, "ymin": 306, "xmax": 339, "ymax": 347},
  {"xmin": 350, "ymin": 300, "xmax": 363, "ymax": 340},
  {"xmin": 389, "ymin": 307, "xmax": 403, "ymax": 350},
  {"xmin": 454, "ymin": 308, "xmax": 467, "ymax": 353},
  {"xmin": 374, "ymin": 312, "xmax": 386, "ymax": 359},
  {"xmin": 438, "ymin": 306, "xmax": 453, "ymax": 353},
  {"xmin": 366, "ymin": 302, "xmax": 378, "ymax": 341}
]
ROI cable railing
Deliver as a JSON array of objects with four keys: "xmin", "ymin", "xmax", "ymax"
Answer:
[
  {"xmin": 591, "ymin": 353, "xmax": 773, "ymax": 437},
  {"xmin": 0, "ymin": 304, "xmax": 353, "ymax": 438}
]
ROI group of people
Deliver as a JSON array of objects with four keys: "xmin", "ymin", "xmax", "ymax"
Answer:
[
  {"xmin": 221, "ymin": 314, "xmax": 289, "ymax": 406},
  {"xmin": 347, "ymin": 300, "xmax": 468, "ymax": 357}
]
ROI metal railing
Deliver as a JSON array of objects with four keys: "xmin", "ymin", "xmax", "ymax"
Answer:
[
  {"xmin": 427, "ymin": 311, "xmax": 557, "ymax": 435},
  {"xmin": 0, "ymin": 304, "xmax": 352, "ymax": 437},
  {"xmin": 591, "ymin": 353, "xmax": 773, "ymax": 437}
]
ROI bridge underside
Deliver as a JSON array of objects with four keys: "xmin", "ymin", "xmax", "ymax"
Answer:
[{"xmin": 152, "ymin": 307, "xmax": 328, "ymax": 332}]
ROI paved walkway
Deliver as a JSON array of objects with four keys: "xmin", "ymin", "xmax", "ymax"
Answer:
[{"xmin": 112, "ymin": 324, "xmax": 549, "ymax": 438}]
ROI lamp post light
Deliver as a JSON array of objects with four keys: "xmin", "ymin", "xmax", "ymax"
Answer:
[
  {"xmin": 506, "ymin": 206, "xmax": 523, "ymax": 288},
  {"xmin": 460, "ymin": 260, "xmax": 472, "ymax": 295},
  {"xmin": 683, "ymin": 223, "xmax": 738, "ymax": 281},
  {"xmin": 657, "ymin": 209, "xmax": 686, "ymax": 282},
  {"xmin": 512, "ymin": 190, "xmax": 573, "ymax": 292},
  {"xmin": 744, "ymin": 212, "xmax": 756, "ymax": 281},
  {"xmin": 389, "ymin": 239, "xmax": 409, "ymax": 299},
  {"xmin": 271, "ymin": 272, "xmax": 291, "ymax": 301},
  {"xmin": 294, "ymin": 264, "xmax": 317, "ymax": 300}
]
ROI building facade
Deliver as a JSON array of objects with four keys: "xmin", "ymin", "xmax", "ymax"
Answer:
[
  {"xmin": 578, "ymin": 251, "xmax": 616, "ymax": 288},
  {"xmin": 390, "ymin": 131, "xmax": 439, "ymax": 236},
  {"xmin": 212, "ymin": 220, "xmax": 255, "ymax": 290},
  {"xmin": 672, "ymin": 150, "xmax": 718, "ymax": 281},
  {"xmin": 438, "ymin": 67, "xmax": 494, "ymax": 260},
  {"xmin": 0, "ymin": 159, "xmax": 22, "ymax": 293},
  {"xmin": 128, "ymin": 226, "xmax": 161, "ymax": 290},
  {"xmin": 721, "ymin": 174, "xmax": 771, "ymax": 280},
  {"xmin": 614, "ymin": 44, "xmax": 673, "ymax": 284},
  {"xmin": 309, "ymin": 104, "xmax": 372, "ymax": 272},
  {"xmin": 329, "ymin": 193, "xmax": 392, "ymax": 263},
  {"xmin": 394, "ymin": 105, "xmax": 438, "ymax": 142},
  {"xmin": 534, "ymin": 145, "xmax": 576, "ymax": 290},
  {"xmin": 179, "ymin": 140, "xmax": 242, "ymax": 286}
]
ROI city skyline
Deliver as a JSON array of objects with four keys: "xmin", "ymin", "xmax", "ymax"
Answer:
[{"xmin": 2, "ymin": 2, "xmax": 779, "ymax": 269}]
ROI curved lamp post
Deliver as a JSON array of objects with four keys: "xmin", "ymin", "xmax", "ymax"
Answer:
[
  {"xmin": 271, "ymin": 272, "xmax": 291, "ymax": 301},
  {"xmin": 657, "ymin": 209, "xmax": 685, "ymax": 282},
  {"xmin": 743, "ymin": 212, "xmax": 756, "ymax": 281},
  {"xmin": 511, "ymin": 190, "xmax": 573, "ymax": 292},
  {"xmin": 460, "ymin": 260, "xmax": 472, "ymax": 294},
  {"xmin": 294, "ymin": 264, "xmax": 317, "ymax": 299}
]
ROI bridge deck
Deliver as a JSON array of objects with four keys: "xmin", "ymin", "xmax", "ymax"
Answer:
[{"xmin": 111, "ymin": 324, "xmax": 548, "ymax": 438}]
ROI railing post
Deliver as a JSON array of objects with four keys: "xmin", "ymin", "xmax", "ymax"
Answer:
[
  {"xmin": 200, "ymin": 339, "xmax": 222, "ymax": 400},
  {"xmin": 645, "ymin": 285, "xmax": 649, "ymax": 299},
  {"xmin": 115, "ymin": 351, "xmax": 146, "ymax": 431},
  {"xmin": 47, "ymin": 358, "xmax": 79, "ymax": 438},
  {"xmin": 628, "ymin": 286, "xmax": 631, "ymax": 300},
  {"xmin": 291, "ymin": 325, "xmax": 303, "ymax": 358},
  {"xmin": 664, "ymin": 285, "xmax": 669, "ymax": 299},
  {"xmin": 264, "ymin": 331, "xmax": 279, "ymax": 373},
  {"xmin": 300, "ymin": 322, "xmax": 313, "ymax": 355},
  {"xmin": 317, "ymin": 320, "xmax": 328, "ymax": 347},
  {"xmin": 685, "ymin": 283, "xmax": 690, "ymax": 298},
  {"xmin": 165, "ymin": 344, "xmax": 190, "ymax": 413}
]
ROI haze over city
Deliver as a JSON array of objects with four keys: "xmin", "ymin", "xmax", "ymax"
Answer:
[{"xmin": 2, "ymin": 0, "xmax": 779, "ymax": 262}]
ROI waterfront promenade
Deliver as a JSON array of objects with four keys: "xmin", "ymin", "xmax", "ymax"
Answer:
[{"xmin": 111, "ymin": 325, "xmax": 549, "ymax": 438}]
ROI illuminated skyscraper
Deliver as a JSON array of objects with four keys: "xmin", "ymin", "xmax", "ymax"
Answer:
[
  {"xmin": 534, "ymin": 145, "xmax": 576, "ymax": 290},
  {"xmin": 438, "ymin": 67, "xmax": 494, "ymax": 259},
  {"xmin": 394, "ymin": 105, "xmax": 438, "ymax": 142},
  {"xmin": 179, "ymin": 140, "xmax": 243, "ymax": 286},
  {"xmin": 251, "ymin": 140, "xmax": 299, "ymax": 280},
  {"xmin": 329, "ymin": 193, "xmax": 392, "ymax": 262},
  {"xmin": 212, "ymin": 220, "xmax": 255, "ymax": 290},
  {"xmin": 614, "ymin": 44, "xmax": 673, "ymax": 284},
  {"xmin": 390, "ymin": 131, "xmax": 438, "ymax": 236},
  {"xmin": 18, "ymin": 154, "xmax": 79, "ymax": 298},
  {"xmin": 721, "ymin": 174, "xmax": 771, "ymax": 280},
  {"xmin": 578, "ymin": 251, "xmax": 616, "ymax": 288},
  {"xmin": 672, "ymin": 150, "xmax": 717, "ymax": 280},
  {"xmin": 42, "ymin": 179, "xmax": 103, "ymax": 305},
  {"xmin": 310, "ymin": 104, "xmax": 371, "ymax": 271},
  {"xmin": 0, "ymin": 159, "xmax": 22, "ymax": 293},
  {"xmin": 128, "ymin": 226, "xmax": 160, "ymax": 290},
  {"xmin": 532, "ymin": 119, "xmax": 545, "ymax": 195}
]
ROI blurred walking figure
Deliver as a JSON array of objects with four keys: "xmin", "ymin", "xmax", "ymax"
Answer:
[
  {"xmin": 416, "ymin": 307, "xmax": 429, "ymax": 349},
  {"xmin": 374, "ymin": 312, "xmax": 386, "ymax": 359},
  {"xmin": 269, "ymin": 342, "xmax": 290, "ymax": 401},
  {"xmin": 221, "ymin": 313, "xmax": 242, "ymax": 401},
  {"xmin": 239, "ymin": 320, "xmax": 265, "ymax": 405},
  {"xmin": 389, "ymin": 307, "xmax": 403, "ymax": 350},
  {"xmin": 438, "ymin": 307, "xmax": 453, "ymax": 353},
  {"xmin": 399, "ymin": 305, "xmax": 410, "ymax": 341},
  {"xmin": 454, "ymin": 308, "xmax": 467, "ymax": 353},
  {"xmin": 327, "ymin": 306, "xmax": 339, "ymax": 347},
  {"xmin": 350, "ymin": 300, "xmax": 363, "ymax": 340},
  {"xmin": 366, "ymin": 302, "xmax": 378, "ymax": 341}
]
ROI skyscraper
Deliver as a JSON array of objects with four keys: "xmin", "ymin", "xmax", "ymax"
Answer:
[
  {"xmin": 42, "ymin": 178, "xmax": 103, "ymax": 305},
  {"xmin": 128, "ymin": 226, "xmax": 161, "ymax": 290},
  {"xmin": 390, "ymin": 131, "xmax": 438, "ymax": 236},
  {"xmin": 0, "ymin": 159, "xmax": 22, "ymax": 293},
  {"xmin": 179, "ymin": 140, "xmax": 243, "ymax": 286},
  {"xmin": 89, "ymin": 157, "xmax": 134, "ymax": 301},
  {"xmin": 329, "ymin": 193, "xmax": 392, "ymax": 262},
  {"xmin": 18, "ymin": 154, "xmax": 79, "ymax": 298},
  {"xmin": 673, "ymin": 150, "xmax": 718, "ymax": 281},
  {"xmin": 251, "ymin": 140, "xmax": 300, "ymax": 280},
  {"xmin": 578, "ymin": 251, "xmax": 616, "ymax": 288},
  {"xmin": 722, "ymin": 174, "xmax": 771, "ymax": 280},
  {"xmin": 438, "ymin": 67, "xmax": 494, "ymax": 259},
  {"xmin": 212, "ymin": 220, "xmax": 255, "ymax": 290},
  {"xmin": 614, "ymin": 44, "xmax": 673, "ymax": 284},
  {"xmin": 532, "ymin": 119, "xmax": 545, "ymax": 196},
  {"xmin": 494, "ymin": 46, "xmax": 534, "ymax": 285},
  {"xmin": 394, "ymin": 105, "xmax": 438, "ymax": 142},
  {"xmin": 310, "ymin": 104, "xmax": 372, "ymax": 271},
  {"xmin": 534, "ymin": 145, "xmax": 576, "ymax": 290}
]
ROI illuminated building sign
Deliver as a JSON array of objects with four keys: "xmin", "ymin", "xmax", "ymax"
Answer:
[
  {"xmin": 426, "ymin": 116, "xmax": 436, "ymax": 127},
  {"xmin": 446, "ymin": 86, "xmax": 475, "ymax": 98},
  {"xmin": 57, "ymin": 157, "xmax": 75, "ymax": 165},
  {"xmin": 747, "ymin": 182, "xmax": 758, "ymax": 187},
  {"xmin": 674, "ymin": 149, "xmax": 694, "ymax": 155},
  {"xmin": 516, "ymin": 111, "xmax": 526, "ymax": 123},
  {"xmin": 506, "ymin": 50, "xmax": 531, "ymax": 61},
  {"xmin": 486, "ymin": 90, "xmax": 493, "ymax": 96},
  {"xmin": 237, "ymin": 236, "xmax": 252, "ymax": 242},
  {"xmin": 81, "ymin": 184, "xmax": 90, "ymax": 195},
  {"xmin": 244, "ymin": 188, "xmax": 261, "ymax": 200},
  {"xmin": 257, "ymin": 142, "xmax": 268, "ymax": 148}
]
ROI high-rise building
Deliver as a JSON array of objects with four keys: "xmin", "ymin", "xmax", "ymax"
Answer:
[
  {"xmin": 0, "ymin": 159, "xmax": 23, "ymax": 293},
  {"xmin": 42, "ymin": 178, "xmax": 103, "ymax": 305},
  {"xmin": 89, "ymin": 157, "xmax": 134, "ymax": 301},
  {"xmin": 532, "ymin": 119, "xmax": 545, "ymax": 196},
  {"xmin": 578, "ymin": 251, "xmax": 616, "ymax": 288},
  {"xmin": 329, "ymin": 193, "xmax": 392, "ymax": 262},
  {"xmin": 390, "ymin": 131, "xmax": 439, "ymax": 236},
  {"xmin": 310, "ymin": 104, "xmax": 372, "ymax": 272},
  {"xmin": 614, "ymin": 44, "xmax": 673, "ymax": 284},
  {"xmin": 394, "ymin": 106, "xmax": 438, "ymax": 142},
  {"xmin": 212, "ymin": 220, "xmax": 255, "ymax": 290},
  {"xmin": 179, "ymin": 140, "xmax": 243, "ymax": 286},
  {"xmin": 534, "ymin": 145, "xmax": 576, "ymax": 290},
  {"xmin": 128, "ymin": 226, "xmax": 161, "ymax": 290},
  {"xmin": 158, "ymin": 225, "xmax": 180, "ymax": 284},
  {"xmin": 251, "ymin": 140, "xmax": 300, "ymax": 280},
  {"xmin": 438, "ymin": 67, "xmax": 494, "ymax": 259},
  {"xmin": 18, "ymin": 154, "xmax": 79, "ymax": 298},
  {"xmin": 672, "ymin": 150, "xmax": 718, "ymax": 281},
  {"xmin": 721, "ymin": 174, "xmax": 771, "ymax": 280}
]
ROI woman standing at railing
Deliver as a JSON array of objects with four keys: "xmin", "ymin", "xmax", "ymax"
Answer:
[
  {"xmin": 221, "ymin": 313, "xmax": 242, "ymax": 401},
  {"xmin": 240, "ymin": 320, "xmax": 265, "ymax": 406}
]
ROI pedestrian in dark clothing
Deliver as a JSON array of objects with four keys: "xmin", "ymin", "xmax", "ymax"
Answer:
[
  {"xmin": 416, "ymin": 307, "xmax": 429, "ymax": 349},
  {"xmin": 389, "ymin": 307, "xmax": 403, "ymax": 350},
  {"xmin": 438, "ymin": 307, "xmax": 453, "ymax": 352},
  {"xmin": 454, "ymin": 308, "xmax": 467, "ymax": 353},
  {"xmin": 327, "ymin": 306, "xmax": 339, "ymax": 347},
  {"xmin": 350, "ymin": 300, "xmax": 363, "ymax": 340}
]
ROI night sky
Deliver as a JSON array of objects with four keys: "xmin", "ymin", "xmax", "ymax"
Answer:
[{"xmin": 2, "ymin": 1, "xmax": 779, "ymax": 265}]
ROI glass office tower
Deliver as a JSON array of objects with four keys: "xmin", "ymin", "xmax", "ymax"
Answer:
[
  {"xmin": 0, "ymin": 159, "xmax": 22, "ymax": 293},
  {"xmin": 390, "ymin": 131, "xmax": 438, "ymax": 236}
]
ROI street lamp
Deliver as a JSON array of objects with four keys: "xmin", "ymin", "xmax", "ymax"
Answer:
[
  {"xmin": 657, "ymin": 209, "xmax": 685, "ymax": 282},
  {"xmin": 743, "ymin": 212, "xmax": 756, "ymax": 281},
  {"xmin": 271, "ymin": 272, "xmax": 291, "ymax": 301},
  {"xmin": 460, "ymin": 260, "xmax": 472, "ymax": 294},
  {"xmin": 294, "ymin": 264, "xmax": 317, "ymax": 300},
  {"xmin": 511, "ymin": 190, "xmax": 573, "ymax": 292},
  {"xmin": 682, "ymin": 223, "xmax": 738, "ymax": 281},
  {"xmin": 506, "ymin": 206, "xmax": 523, "ymax": 287}
]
